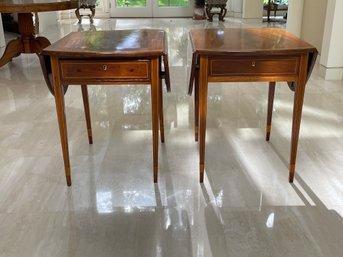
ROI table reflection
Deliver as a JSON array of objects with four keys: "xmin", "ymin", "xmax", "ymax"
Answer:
[{"xmin": 73, "ymin": 185, "xmax": 195, "ymax": 257}]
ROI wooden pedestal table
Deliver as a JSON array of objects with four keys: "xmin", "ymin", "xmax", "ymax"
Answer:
[{"xmin": 0, "ymin": 0, "xmax": 79, "ymax": 67}]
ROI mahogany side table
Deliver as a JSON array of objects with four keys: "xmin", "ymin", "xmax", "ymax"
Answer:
[
  {"xmin": 188, "ymin": 28, "xmax": 317, "ymax": 183},
  {"xmin": 43, "ymin": 29, "xmax": 170, "ymax": 186}
]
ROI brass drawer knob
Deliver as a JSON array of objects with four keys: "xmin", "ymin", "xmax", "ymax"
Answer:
[
  {"xmin": 251, "ymin": 61, "xmax": 256, "ymax": 67},
  {"xmin": 103, "ymin": 65, "xmax": 108, "ymax": 71}
]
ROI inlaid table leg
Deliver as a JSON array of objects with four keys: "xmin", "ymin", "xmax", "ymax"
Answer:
[
  {"xmin": 199, "ymin": 56, "xmax": 209, "ymax": 183},
  {"xmin": 194, "ymin": 67, "xmax": 200, "ymax": 142},
  {"xmin": 289, "ymin": 54, "xmax": 309, "ymax": 182},
  {"xmin": 81, "ymin": 85, "xmax": 93, "ymax": 144},
  {"xmin": 158, "ymin": 59, "xmax": 165, "ymax": 143},
  {"xmin": 158, "ymin": 79, "xmax": 165, "ymax": 143},
  {"xmin": 51, "ymin": 57, "xmax": 71, "ymax": 186},
  {"xmin": 266, "ymin": 82, "xmax": 276, "ymax": 141},
  {"xmin": 151, "ymin": 58, "xmax": 160, "ymax": 183}
]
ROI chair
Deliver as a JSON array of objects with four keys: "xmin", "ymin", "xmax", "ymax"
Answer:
[
  {"xmin": 75, "ymin": 0, "xmax": 96, "ymax": 24},
  {"xmin": 264, "ymin": 0, "xmax": 288, "ymax": 22},
  {"xmin": 205, "ymin": 0, "xmax": 228, "ymax": 22}
]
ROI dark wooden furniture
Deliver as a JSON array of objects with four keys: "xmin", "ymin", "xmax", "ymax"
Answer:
[
  {"xmin": 205, "ymin": 0, "xmax": 228, "ymax": 22},
  {"xmin": 265, "ymin": 0, "xmax": 288, "ymax": 22},
  {"xmin": 0, "ymin": 0, "xmax": 79, "ymax": 67},
  {"xmin": 42, "ymin": 29, "xmax": 171, "ymax": 186},
  {"xmin": 75, "ymin": 0, "xmax": 96, "ymax": 24},
  {"xmin": 188, "ymin": 28, "xmax": 317, "ymax": 183}
]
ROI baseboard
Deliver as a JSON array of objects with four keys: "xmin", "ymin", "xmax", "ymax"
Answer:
[
  {"xmin": 242, "ymin": 18, "xmax": 263, "ymax": 24},
  {"xmin": 227, "ymin": 11, "xmax": 242, "ymax": 18},
  {"xmin": 319, "ymin": 65, "xmax": 343, "ymax": 80}
]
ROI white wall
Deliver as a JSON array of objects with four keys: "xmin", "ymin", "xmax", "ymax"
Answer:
[
  {"xmin": 0, "ymin": 14, "xmax": 5, "ymax": 50},
  {"xmin": 301, "ymin": 0, "xmax": 327, "ymax": 55},
  {"xmin": 286, "ymin": 0, "xmax": 304, "ymax": 36},
  {"xmin": 227, "ymin": 0, "xmax": 243, "ymax": 18},
  {"xmin": 38, "ymin": 11, "xmax": 58, "ymax": 33},
  {"xmin": 102, "ymin": 0, "xmax": 110, "ymax": 12},
  {"xmin": 320, "ymin": 0, "xmax": 343, "ymax": 80},
  {"xmin": 242, "ymin": 0, "xmax": 263, "ymax": 22},
  {"xmin": 287, "ymin": 0, "xmax": 343, "ymax": 80}
]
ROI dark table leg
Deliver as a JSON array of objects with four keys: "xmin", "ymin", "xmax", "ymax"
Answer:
[
  {"xmin": 158, "ymin": 58, "xmax": 165, "ymax": 143},
  {"xmin": 267, "ymin": 0, "xmax": 271, "ymax": 22},
  {"xmin": 266, "ymin": 82, "xmax": 276, "ymax": 141}
]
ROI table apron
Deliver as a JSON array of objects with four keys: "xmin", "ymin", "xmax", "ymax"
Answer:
[
  {"xmin": 205, "ymin": 55, "xmax": 302, "ymax": 83},
  {"xmin": 209, "ymin": 56, "xmax": 299, "ymax": 75},
  {"xmin": 59, "ymin": 59, "xmax": 151, "ymax": 84},
  {"xmin": 208, "ymin": 74, "xmax": 299, "ymax": 83}
]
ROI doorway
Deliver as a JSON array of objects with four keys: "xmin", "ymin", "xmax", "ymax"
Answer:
[{"xmin": 110, "ymin": 0, "xmax": 194, "ymax": 17}]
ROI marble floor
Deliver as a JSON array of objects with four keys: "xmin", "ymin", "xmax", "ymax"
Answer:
[{"xmin": 1, "ymin": 17, "xmax": 343, "ymax": 257}]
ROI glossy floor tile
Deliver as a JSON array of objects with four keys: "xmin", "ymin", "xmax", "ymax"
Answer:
[{"xmin": 1, "ymin": 18, "xmax": 343, "ymax": 257}]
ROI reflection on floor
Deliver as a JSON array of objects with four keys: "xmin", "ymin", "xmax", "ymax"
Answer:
[{"xmin": 1, "ymin": 18, "xmax": 343, "ymax": 257}]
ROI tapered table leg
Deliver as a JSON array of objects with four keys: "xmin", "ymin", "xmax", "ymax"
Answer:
[
  {"xmin": 81, "ymin": 85, "xmax": 93, "ymax": 144},
  {"xmin": 151, "ymin": 58, "xmax": 160, "ymax": 183},
  {"xmin": 199, "ymin": 56, "xmax": 209, "ymax": 183},
  {"xmin": 266, "ymin": 82, "xmax": 276, "ymax": 141},
  {"xmin": 289, "ymin": 54, "xmax": 308, "ymax": 182},
  {"xmin": 194, "ymin": 67, "xmax": 200, "ymax": 142},
  {"xmin": 51, "ymin": 57, "xmax": 71, "ymax": 186},
  {"xmin": 158, "ymin": 77, "xmax": 165, "ymax": 143},
  {"xmin": 158, "ymin": 57, "xmax": 165, "ymax": 143}
]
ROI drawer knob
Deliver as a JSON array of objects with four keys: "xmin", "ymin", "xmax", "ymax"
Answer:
[
  {"xmin": 103, "ymin": 65, "xmax": 108, "ymax": 71},
  {"xmin": 251, "ymin": 61, "xmax": 256, "ymax": 67}
]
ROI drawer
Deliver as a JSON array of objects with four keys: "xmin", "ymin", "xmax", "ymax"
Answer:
[
  {"xmin": 209, "ymin": 57, "xmax": 299, "ymax": 77},
  {"xmin": 60, "ymin": 60, "xmax": 150, "ymax": 80}
]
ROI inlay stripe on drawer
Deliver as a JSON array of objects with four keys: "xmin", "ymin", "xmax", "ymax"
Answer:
[
  {"xmin": 60, "ymin": 60, "xmax": 150, "ymax": 80},
  {"xmin": 209, "ymin": 57, "xmax": 299, "ymax": 77}
]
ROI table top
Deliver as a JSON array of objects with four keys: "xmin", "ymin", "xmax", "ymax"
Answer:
[
  {"xmin": 190, "ymin": 28, "xmax": 316, "ymax": 56},
  {"xmin": 0, "ymin": 0, "xmax": 79, "ymax": 13},
  {"xmin": 43, "ymin": 30, "xmax": 168, "ymax": 58}
]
